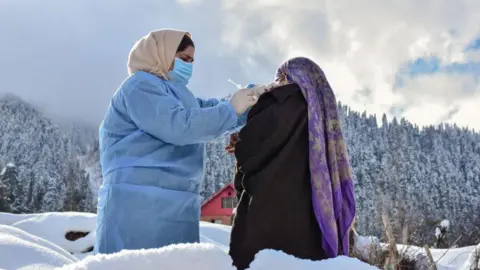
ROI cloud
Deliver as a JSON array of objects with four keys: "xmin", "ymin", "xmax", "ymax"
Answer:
[
  {"xmin": 0, "ymin": 0, "xmax": 479, "ymax": 131},
  {"xmin": 212, "ymin": 0, "xmax": 480, "ymax": 128},
  {"xmin": 399, "ymin": 73, "xmax": 480, "ymax": 128}
]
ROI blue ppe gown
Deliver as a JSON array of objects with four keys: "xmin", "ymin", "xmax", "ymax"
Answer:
[{"xmin": 94, "ymin": 71, "xmax": 246, "ymax": 254}]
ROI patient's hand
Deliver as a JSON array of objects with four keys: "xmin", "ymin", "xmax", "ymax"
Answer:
[
  {"xmin": 265, "ymin": 81, "xmax": 281, "ymax": 91},
  {"xmin": 225, "ymin": 133, "xmax": 240, "ymax": 154},
  {"xmin": 264, "ymin": 80, "xmax": 288, "ymax": 93}
]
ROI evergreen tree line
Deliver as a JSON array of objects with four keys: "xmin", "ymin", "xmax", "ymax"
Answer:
[
  {"xmin": 0, "ymin": 96, "xmax": 95, "ymax": 213},
  {"xmin": 1, "ymin": 94, "xmax": 479, "ymax": 247}
]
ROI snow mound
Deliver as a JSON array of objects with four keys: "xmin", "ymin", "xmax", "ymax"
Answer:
[
  {"xmin": 0, "ymin": 212, "xmax": 44, "ymax": 226},
  {"xmin": 459, "ymin": 243, "xmax": 480, "ymax": 270},
  {"xmin": 58, "ymin": 242, "xmax": 378, "ymax": 270},
  {"xmin": 1, "ymin": 213, "xmax": 230, "ymax": 256},
  {"xmin": 11, "ymin": 212, "xmax": 96, "ymax": 255},
  {"xmin": 353, "ymin": 232, "xmax": 382, "ymax": 260},
  {"xmin": 57, "ymin": 243, "xmax": 235, "ymax": 270},
  {"xmin": 0, "ymin": 212, "xmax": 474, "ymax": 270},
  {"xmin": 0, "ymin": 225, "xmax": 77, "ymax": 261},
  {"xmin": 249, "ymin": 249, "xmax": 379, "ymax": 270},
  {"xmin": 0, "ymin": 225, "xmax": 77, "ymax": 270}
]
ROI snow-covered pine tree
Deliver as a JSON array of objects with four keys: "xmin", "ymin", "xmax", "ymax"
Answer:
[
  {"xmin": 77, "ymin": 170, "xmax": 95, "ymax": 212},
  {"xmin": 434, "ymin": 219, "xmax": 450, "ymax": 248},
  {"xmin": 64, "ymin": 158, "xmax": 81, "ymax": 212},
  {"xmin": 0, "ymin": 94, "xmax": 71, "ymax": 212},
  {"xmin": 0, "ymin": 162, "xmax": 26, "ymax": 213},
  {"xmin": 0, "ymin": 164, "xmax": 13, "ymax": 212}
]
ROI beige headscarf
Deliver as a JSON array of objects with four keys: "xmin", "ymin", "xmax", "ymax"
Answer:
[{"xmin": 127, "ymin": 28, "xmax": 191, "ymax": 79}]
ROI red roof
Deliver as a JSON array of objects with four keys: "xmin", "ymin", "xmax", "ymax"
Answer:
[{"xmin": 201, "ymin": 183, "xmax": 235, "ymax": 208}]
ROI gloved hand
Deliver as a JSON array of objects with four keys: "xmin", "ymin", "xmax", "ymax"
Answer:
[
  {"xmin": 248, "ymin": 84, "xmax": 268, "ymax": 98},
  {"xmin": 229, "ymin": 87, "xmax": 257, "ymax": 116}
]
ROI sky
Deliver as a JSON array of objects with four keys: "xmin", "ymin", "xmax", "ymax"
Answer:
[{"xmin": 0, "ymin": 0, "xmax": 479, "ymax": 130}]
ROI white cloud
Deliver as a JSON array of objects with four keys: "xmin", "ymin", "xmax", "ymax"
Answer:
[
  {"xmin": 399, "ymin": 73, "xmax": 478, "ymax": 104},
  {"xmin": 176, "ymin": 0, "xmax": 203, "ymax": 5},
  {"xmin": 447, "ymin": 94, "xmax": 480, "ymax": 131},
  {"xmin": 211, "ymin": 0, "xmax": 480, "ymax": 129},
  {"xmin": 397, "ymin": 72, "xmax": 480, "ymax": 130},
  {"xmin": 0, "ymin": 0, "xmax": 479, "ymax": 130}
]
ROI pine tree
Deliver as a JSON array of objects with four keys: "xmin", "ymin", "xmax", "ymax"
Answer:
[
  {"xmin": 1, "ymin": 163, "xmax": 26, "ymax": 213},
  {"xmin": 0, "ymin": 165, "xmax": 12, "ymax": 212},
  {"xmin": 0, "ymin": 163, "xmax": 16, "ymax": 210},
  {"xmin": 77, "ymin": 171, "xmax": 94, "ymax": 212}
]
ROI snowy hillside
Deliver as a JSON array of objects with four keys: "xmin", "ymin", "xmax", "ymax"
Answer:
[
  {"xmin": 1, "ymin": 94, "xmax": 480, "ymax": 247},
  {"xmin": 0, "ymin": 95, "xmax": 95, "ymax": 214},
  {"xmin": 77, "ymin": 140, "xmax": 102, "ymax": 200},
  {"xmin": 0, "ymin": 212, "xmax": 385, "ymax": 270}
]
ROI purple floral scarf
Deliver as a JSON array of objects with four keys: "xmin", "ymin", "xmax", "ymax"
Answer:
[{"xmin": 275, "ymin": 57, "xmax": 356, "ymax": 258}]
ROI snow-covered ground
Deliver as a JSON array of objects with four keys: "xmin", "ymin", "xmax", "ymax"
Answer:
[
  {"xmin": 0, "ymin": 225, "xmax": 78, "ymax": 269},
  {"xmin": 0, "ymin": 212, "xmax": 96, "ymax": 259},
  {"xmin": 0, "ymin": 212, "xmax": 477, "ymax": 270},
  {"xmin": 353, "ymin": 234, "xmax": 478, "ymax": 270}
]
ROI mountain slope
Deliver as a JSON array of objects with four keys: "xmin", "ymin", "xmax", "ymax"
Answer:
[
  {"xmin": 0, "ymin": 94, "xmax": 94, "ymax": 213},
  {"xmin": 1, "ymin": 94, "xmax": 479, "ymax": 247}
]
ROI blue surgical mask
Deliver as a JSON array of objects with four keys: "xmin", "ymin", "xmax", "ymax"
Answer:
[{"xmin": 169, "ymin": 57, "xmax": 193, "ymax": 83}]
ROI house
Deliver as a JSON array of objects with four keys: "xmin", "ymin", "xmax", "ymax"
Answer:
[{"xmin": 200, "ymin": 184, "xmax": 237, "ymax": 225}]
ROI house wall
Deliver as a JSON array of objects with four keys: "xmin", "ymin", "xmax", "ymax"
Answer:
[{"xmin": 201, "ymin": 187, "xmax": 236, "ymax": 216}]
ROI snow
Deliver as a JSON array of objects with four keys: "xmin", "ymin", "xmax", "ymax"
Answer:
[
  {"xmin": 58, "ymin": 243, "xmax": 379, "ymax": 270},
  {"xmin": 6, "ymin": 162, "xmax": 15, "ymax": 168},
  {"xmin": 199, "ymin": 222, "xmax": 231, "ymax": 252},
  {"xmin": 440, "ymin": 219, "xmax": 450, "ymax": 229},
  {"xmin": 58, "ymin": 243, "xmax": 234, "ymax": 270},
  {"xmin": 352, "ymin": 231, "xmax": 382, "ymax": 260},
  {"xmin": 0, "ymin": 212, "xmax": 477, "ymax": 270},
  {"xmin": 0, "ymin": 212, "xmax": 96, "ymax": 259},
  {"xmin": 0, "ymin": 212, "xmax": 45, "ymax": 226},
  {"xmin": 249, "ymin": 250, "xmax": 378, "ymax": 270},
  {"xmin": 431, "ymin": 246, "xmax": 477, "ymax": 270},
  {"xmin": 459, "ymin": 243, "xmax": 480, "ymax": 270},
  {"xmin": 436, "ymin": 227, "xmax": 442, "ymax": 238},
  {"xmin": 353, "ymin": 231, "xmax": 478, "ymax": 270},
  {"xmin": 389, "ymin": 244, "xmax": 477, "ymax": 270},
  {"xmin": 0, "ymin": 225, "xmax": 77, "ymax": 269},
  {"xmin": 11, "ymin": 212, "xmax": 96, "ymax": 255}
]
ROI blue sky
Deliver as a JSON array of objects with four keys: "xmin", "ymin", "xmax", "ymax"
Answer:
[
  {"xmin": 392, "ymin": 35, "xmax": 479, "ymax": 126},
  {"xmin": 0, "ymin": 0, "xmax": 479, "ymax": 130},
  {"xmin": 395, "ymin": 39, "xmax": 480, "ymax": 88},
  {"xmin": 466, "ymin": 36, "xmax": 480, "ymax": 51}
]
